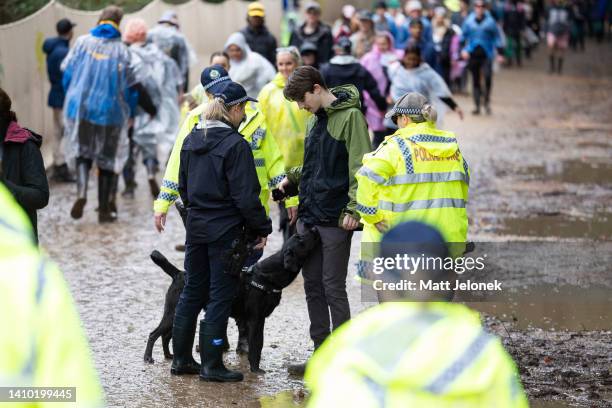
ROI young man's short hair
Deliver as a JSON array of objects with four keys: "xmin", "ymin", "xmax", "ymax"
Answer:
[{"xmin": 283, "ymin": 66, "xmax": 328, "ymax": 102}]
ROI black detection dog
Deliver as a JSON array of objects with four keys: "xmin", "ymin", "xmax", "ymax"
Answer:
[
  {"xmin": 144, "ymin": 251, "xmax": 184, "ymax": 363},
  {"xmin": 145, "ymin": 227, "xmax": 320, "ymax": 373}
]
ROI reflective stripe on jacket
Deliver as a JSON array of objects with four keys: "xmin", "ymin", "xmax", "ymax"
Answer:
[
  {"xmin": 305, "ymin": 302, "xmax": 528, "ymax": 408},
  {"xmin": 154, "ymin": 102, "xmax": 287, "ymax": 215},
  {"xmin": 355, "ymin": 122, "xmax": 469, "ymax": 269},
  {"xmin": 0, "ymin": 183, "xmax": 104, "ymax": 407}
]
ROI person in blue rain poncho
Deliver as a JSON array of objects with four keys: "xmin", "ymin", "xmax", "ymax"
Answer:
[{"xmin": 61, "ymin": 5, "xmax": 139, "ymax": 223}]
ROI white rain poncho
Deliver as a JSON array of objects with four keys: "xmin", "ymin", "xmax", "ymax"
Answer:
[
  {"xmin": 387, "ymin": 62, "xmax": 453, "ymax": 127},
  {"xmin": 147, "ymin": 24, "xmax": 196, "ymax": 86},
  {"xmin": 224, "ymin": 32, "xmax": 276, "ymax": 98},
  {"xmin": 130, "ymin": 41, "xmax": 183, "ymax": 159},
  {"xmin": 61, "ymin": 24, "xmax": 138, "ymax": 173}
]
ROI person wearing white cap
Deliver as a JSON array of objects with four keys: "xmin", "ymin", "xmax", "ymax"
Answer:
[
  {"xmin": 432, "ymin": 6, "xmax": 459, "ymax": 84},
  {"xmin": 240, "ymin": 2, "xmax": 278, "ymax": 66},
  {"xmin": 402, "ymin": 0, "xmax": 434, "ymax": 47},
  {"xmin": 148, "ymin": 10, "xmax": 196, "ymax": 92},
  {"xmin": 332, "ymin": 4, "xmax": 356, "ymax": 41}
]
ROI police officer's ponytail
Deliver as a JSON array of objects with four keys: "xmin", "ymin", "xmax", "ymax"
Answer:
[
  {"xmin": 420, "ymin": 103, "xmax": 437, "ymax": 124},
  {"xmin": 203, "ymin": 96, "xmax": 232, "ymax": 123}
]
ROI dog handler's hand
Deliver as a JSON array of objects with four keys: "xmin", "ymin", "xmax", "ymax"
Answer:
[
  {"xmin": 278, "ymin": 177, "xmax": 290, "ymax": 193},
  {"xmin": 342, "ymin": 214, "xmax": 359, "ymax": 231},
  {"xmin": 253, "ymin": 236, "xmax": 267, "ymax": 250},
  {"xmin": 287, "ymin": 206, "xmax": 298, "ymax": 225},
  {"xmin": 154, "ymin": 212, "xmax": 167, "ymax": 233}
]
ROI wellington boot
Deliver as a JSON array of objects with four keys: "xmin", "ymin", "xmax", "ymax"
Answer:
[
  {"xmin": 199, "ymin": 321, "xmax": 243, "ymax": 382},
  {"xmin": 171, "ymin": 315, "xmax": 201, "ymax": 375},
  {"xmin": 98, "ymin": 171, "xmax": 117, "ymax": 224},
  {"xmin": 70, "ymin": 160, "xmax": 90, "ymax": 219}
]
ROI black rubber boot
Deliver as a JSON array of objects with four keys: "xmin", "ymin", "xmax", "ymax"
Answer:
[
  {"xmin": 472, "ymin": 88, "xmax": 481, "ymax": 115},
  {"xmin": 199, "ymin": 321, "xmax": 243, "ymax": 382},
  {"xmin": 145, "ymin": 158, "xmax": 160, "ymax": 199},
  {"xmin": 549, "ymin": 55, "xmax": 556, "ymax": 73},
  {"xmin": 98, "ymin": 171, "xmax": 117, "ymax": 224},
  {"xmin": 70, "ymin": 159, "xmax": 90, "ymax": 219},
  {"xmin": 53, "ymin": 163, "xmax": 76, "ymax": 183},
  {"xmin": 109, "ymin": 173, "xmax": 118, "ymax": 216},
  {"xmin": 171, "ymin": 315, "xmax": 201, "ymax": 375}
]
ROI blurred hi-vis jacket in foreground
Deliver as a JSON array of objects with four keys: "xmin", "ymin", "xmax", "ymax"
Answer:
[
  {"xmin": 0, "ymin": 183, "xmax": 104, "ymax": 407},
  {"xmin": 305, "ymin": 302, "xmax": 528, "ymax": 408}
]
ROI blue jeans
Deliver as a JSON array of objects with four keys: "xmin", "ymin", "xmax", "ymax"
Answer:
[{"xmin": 175, "ymin": 228, "xmax": 240, "ymax": 325}]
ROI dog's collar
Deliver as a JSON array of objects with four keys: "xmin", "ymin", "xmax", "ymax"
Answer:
[
  {"xmin": 243, "ymin": 265, "xmax": 281, "ymax": 294},
  {"xmin": 249, "ymin": 279, "xmax": 281, "ymax": 294}
]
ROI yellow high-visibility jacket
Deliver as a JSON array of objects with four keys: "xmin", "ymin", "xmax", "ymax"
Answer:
[
  {"xmin": 0, "ymin": 183, "xmax": 104, "ymax": 407},
  {"xmin": 154, "ymin": 101, "xmax": 288, "ymax": 215},
  {"xmin": 305, "ymin": 302, "xmax": 528, "ymax": 408},
  {"xmin": 257, "ymin": 73, "xmax": 311, "ymax": 170},
  {"xmin": 355, "ymin": 121, "xmax": 469, "ymax": 271}
]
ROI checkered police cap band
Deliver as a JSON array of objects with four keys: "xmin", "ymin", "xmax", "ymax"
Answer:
[
  {"xmin": 225, "ymin": 95, "xmax": 250, "ymax": 106},
  {"xmin": 395, "ymin": 107, "xmax": 423, "ymax": 116},
  {"xmin": 202, "ymin": 76, "xmax": 230, "ymax": 91}
]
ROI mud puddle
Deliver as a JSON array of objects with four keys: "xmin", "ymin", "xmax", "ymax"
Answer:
[
  {"xmin": 498, "ymin": 212, "xmax": 611, "ymax": 240},
  {"xmin": 514, "ymin": 159, "xmax": 612, "ymax": 185},
  {"xmin": 466, "ymin": 285, "xmax": 611, "ymax": 331}
]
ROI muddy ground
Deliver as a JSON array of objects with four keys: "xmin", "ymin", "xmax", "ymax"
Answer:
[{"xmin": 38, "ymin": 40, "xmax": 611, "ymax": 407}]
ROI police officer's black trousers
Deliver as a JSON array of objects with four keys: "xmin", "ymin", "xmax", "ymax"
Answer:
[{"xmin": 174, "ymin": 229, "xmax": 240, "ymax": 326}]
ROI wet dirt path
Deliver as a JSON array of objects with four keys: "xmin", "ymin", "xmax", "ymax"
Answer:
[{"xmin": 38, "ymin": 41, "xmax": 611, "ymax": 407}]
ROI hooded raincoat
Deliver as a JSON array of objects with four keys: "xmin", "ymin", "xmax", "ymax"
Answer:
[
  {"xmin": 257, "ymin": 72, "xmax": 311, "ymax": 170},
  {"xmin": 2, "ymin": 122, "xmax": 49, "ymax": 241},
  {"xmin": 61, "ymin": 22, "xmax": 137, "ymax": 173},
  {"xmin": 224, "ymin": 32, "xmax": 276, "ymax": 98},
  {"xmin": 388, "ymin": 62, "xmax": 453, "ymax": 126},
  {"xmin": 130, "ymin": 41, "xmax": 183, "ymax": 158},
  {"xmin": 360, "ymin": 32, "xmax": 403, "ymax": 132},
  {"xmin": 147, "ymin": 23, "xmax": 196, "ymax": 89}
]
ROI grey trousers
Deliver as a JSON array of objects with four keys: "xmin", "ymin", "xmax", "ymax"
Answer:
[{"xmin": 298, "ymin": 220, "xmax": 353, "ymax": 347}]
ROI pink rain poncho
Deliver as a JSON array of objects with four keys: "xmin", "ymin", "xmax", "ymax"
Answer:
[{"xmin": 360, "ymin": 32, "xmax": 403, "ymax": 132}]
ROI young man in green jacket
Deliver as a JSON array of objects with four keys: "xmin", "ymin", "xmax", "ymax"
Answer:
[{"xmin": 280, "ymin": 66, "xmax": 372, "ymax": 375}]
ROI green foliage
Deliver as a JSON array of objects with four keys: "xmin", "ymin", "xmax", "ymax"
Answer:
[
  {"xmin": 58, "ymin": 0, "xmax": 155, "ymax": 13},
  {"xmin": 0, "ymin": 0, "xmax": 249, "ymax": 25},
  {"xmin": 0, "ymin": 0, "xmax": 49, "ymax": 25}
]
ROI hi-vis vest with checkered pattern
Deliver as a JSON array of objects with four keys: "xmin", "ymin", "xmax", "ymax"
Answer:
[
  {"xmin": 304, "ymin": 302, "xmax": 529, "ymax": 408},
  {"xmin": 154, "ymin": 102, "xmax": 286, "ymax": 215},
  {"xmin": 0, "ymin": 183, "xmax": 104, "ymax": 406},
  {"xmin": 355, "ymin": 121, "xmax": 469, "ymax": 253}
]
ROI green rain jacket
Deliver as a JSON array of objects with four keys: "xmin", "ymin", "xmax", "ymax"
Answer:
[{"xmin": 287, "ymin": 85, "xmax": 371, "ymax": 226}]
